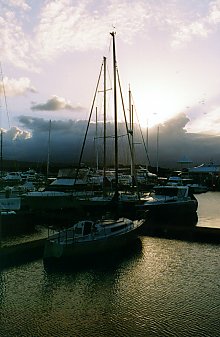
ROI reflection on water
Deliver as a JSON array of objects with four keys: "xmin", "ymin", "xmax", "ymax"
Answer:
[
  {"xmin": 0, "ymin": 192, "xmax": 219, "ymax": 337},
  {"xmin": 0, "ymin": 237, "xmax": 219, "ymax": 337},
  {"xmin": 1, "ymin": 226, "xmax": 48, "ymax": 247},
  {"xmin": 197, "ymin": 192, "xmax": 220, "ymax": 228}
]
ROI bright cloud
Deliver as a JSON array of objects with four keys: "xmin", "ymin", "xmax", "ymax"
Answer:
[
  {"xmin": 171, "ymin": 21, "xmax": 210, "ymax": 47},
  {"xmin": 34, "ymin": 0, "xmax": 148, "ymax": 60},
  {"xmin": 209, "ymin": 0, "xmax": 220, "ymax": 24},
  {"xmin": 0, "ymin": 0, "xmax": 220, "ymax": 142},
  {"xmin": 6, "ymin": 0, "xmax": 30, "ymax": 11},
  {"xmin": 1, "ymin": 0, "xmax": 220, "ymax": 69},
  {"xmin": 187, "ymin": 107, "xmax": 220, "ymax": 135},
  {"xmin": 171, "ymin": 0, "xmax": 220, "ymax": 47},
  {"xmin": 0, "ymin": 0, "xmax": 148, "ymax": 70},
  {"xmin": 3, "ymin": 126, "xmax": 31, "ymax": 140},
  {"xmin": 0, "ymin": 11, "xmax": 33, "ymax": 69},
  {"xmin": 0, "ymin": 77, "xmax": 36, "ymax": 96}
]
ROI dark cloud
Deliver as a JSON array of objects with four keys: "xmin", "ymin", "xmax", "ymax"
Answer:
[
  {"xmin": 161, "ymin": 113, "xmax": 189, "ymax": 134},
  {"xmin": 31, "ymin": 95, "xmax": 85, "ymax": 112},
  {"xmin": 2, "ymin": 113, "xmax": 220, "ymax": 168}
]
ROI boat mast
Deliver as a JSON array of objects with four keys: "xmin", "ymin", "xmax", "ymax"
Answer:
[
  {"xmin": 103, "ymin": 56, "xmax": 107, "ymax": 181},
  {"xmin": 46, "ymin": 119, "xmax": 51, "ymax": 179},
  {"xmin": 129, "ymin": 85, "xmax": 134, "ymax": 179},
  {"xmin": 156, "ymin": 125, "xmax": 159, "ymax": 175},
  {"xmin": 0, "ymin": 62, "xmax": 10, "ymax": 179},
  {"xmin": 74, "ymin": 62, "xmax": 103, "ymax": 185},
  {"xmin": 0, "ymin": 130, "xmax": 2, "ymax": 179},
  {"xmin": 95, "ymin": 107, "xmax": 99, "ymax": 170},
  {"xmin": 110, "ymin": 31, "xmax": 118, "ymax": 197}
]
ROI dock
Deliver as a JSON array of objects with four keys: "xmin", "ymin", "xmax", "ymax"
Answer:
[
  {"xmin": 0, "ymin": 238, "xmax": 46, "ymax": 269},
  {"xmin": 141, "ymin": 224, "xmax": 220, "ymax": 244},
  {"xmin": 0, "ymin": 225, "xmax": 219, "ymax": 270}
]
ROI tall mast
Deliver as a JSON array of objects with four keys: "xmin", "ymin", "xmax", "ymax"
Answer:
[
  {"xmin": 0, "ymin": 130, "xmax": 2, "ymax": 178},
  {"xmin": 146, "ymin": 118, "xmax": 149, "ymax": 170},
  {"xmin": 103, "ymin": 56, "xmax": 107, "ymax": 180},
  {"xmin": 156, "ymin": 125, "xmax": 159, "ymax": 175},
  {"xmin": 95, "ymin": 107, "xmax": 99, "ymax": 170},
  {"xmin": 129, "ymin": 85, "xmax": 134, "ymax": 178},
  {"xmin": 46, "ymin": 119, "xmax": 51, "ymax": 179},
  {"xmin": 110, "ymin": 31, "xmax": 118, "ymax": 196}
]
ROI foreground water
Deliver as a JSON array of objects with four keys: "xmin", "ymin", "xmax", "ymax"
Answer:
[{"xmin": 0, "ymin": 192, "xmax": 219, "ymax": 337}]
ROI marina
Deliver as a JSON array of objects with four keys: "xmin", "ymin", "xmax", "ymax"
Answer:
[
  {"xmin": 0, "ymin": 191, "xmax": 219, "ymax": 337},
  {"xmin": 1, "ymin": 4, "xmax": 220, "ymax": 335}
]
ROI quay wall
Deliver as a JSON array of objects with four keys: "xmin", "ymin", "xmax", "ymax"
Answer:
[
  {"xmin": 0, "ymin": 238, "xmax": 45, "ymax": 269},
  {"xmin": 0, "ymin": 226, "xmax": 219, "ymax": 270}
]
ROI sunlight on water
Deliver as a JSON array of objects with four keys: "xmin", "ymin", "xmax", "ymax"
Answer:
[
  {"xmin": 197, "ymin": 192, "xmax": 220, "ymax": 228},
  {"xmin": 0, "ymin": 192, "xmax": 219, "ymax": 337},
  {"xmin": 1, "ymin": 226, "xmax": 48, "ymax": 247},
  {"xmin": 0, "ymin": 237, "xmax": 219, "ymax": 337}
]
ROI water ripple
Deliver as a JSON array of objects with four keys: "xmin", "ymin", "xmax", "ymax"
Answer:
[{"xmin": 0, "ymin": 233, "xmax": 219, "ymax": 336}]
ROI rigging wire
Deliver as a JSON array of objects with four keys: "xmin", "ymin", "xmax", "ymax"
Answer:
[
  {"xmin": 74, "ymin": 60, "xmax": 104, "ymax": 184},
  {"xmin": 130, "ymin": 91, "xmax": 151, "ymax": 166},
  {"xmin": 0, "ymin": 62, "xmax": 11, "ymax": 129},
  {"xmin": 116, "ymin": 68, "xmax": 140, "ymax": 196}
]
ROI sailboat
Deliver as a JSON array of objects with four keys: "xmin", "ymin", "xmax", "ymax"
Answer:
[
  {"xmin": 43, "ymin": 32, "xmax": 145, "ymax": 264},
  {"xmin": 23, "ymin": 33, "xmax": 142, "ymax": 221},
  {"xmin": 43, "ymin": 216, "xmax": 144, "ymax": 263},
  {"xmin": 0, "ymin": 64, "xmax": 21, "ymax": 213},
  {"xmin": 71, "ymin": 33, "xmax": 142, "ymax": 218}
]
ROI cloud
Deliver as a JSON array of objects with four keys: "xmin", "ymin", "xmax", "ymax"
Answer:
[
  {"xmin": 146, "ymin": 113, "xmax": 220, "ymax": 166},
  {"xmin": 0, "ymin": 77, "xmax": 36, "ymax": 96},
  {"xmin": 171, "ymin": 21, "xmax": 210, "ymax": 47},
  {"xmin": 4, "ymin": 126, "xmax": 31, "ymax": 140},
  {"xmin": 1, "ymin": 113, "xmax": 217, "ymax": 167},
  {"xmin": 170, "ymin": 0, "xmax": 220, "ymax": 48},
  {"xmin": 161, "ymin": 113, "xmax": 189, "ymax": 135},
  {"xmin": 1, "ymin": 1, "xmax": 220, "ymax": 72},
  {"xmin": 0, "ymin": 8, "xmax": 34, "ymax": 70},
  {"xmin": 18, "ymin": 115, "xmax": 84, "ymax": 133},
  {"xmin": 6, "ymin": 0, "xmax": 30, "ymax": 11},
  {"xmin": 185, "ymin": 94, "xmax": 220, "ymax": 135},
  {"xmin": 208, "ymin": 0, "xmax": 220, "ymax": 24},
  {"xmin": 34, "ymin": 0, "xmax": 148, "ymax": 60},
  {"xmin": 0, "ymin": 0, "xmax": 148, "ymax": 69},
  {"xmin": 31, "ymin": 95, "xmax": 85, "ymax": 112}
]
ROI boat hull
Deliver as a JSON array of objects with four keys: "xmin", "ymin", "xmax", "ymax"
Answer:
[
  {"xmin": 21, "ymin": 193, "xmax": 84, "ymax": 211},
  {"xmin": 43, "ymin": 222, "xmax": 143, "ymax": 264},
  {"xmin": 137, "ymin": 199, "xmax": 198, "ymax": 220}
]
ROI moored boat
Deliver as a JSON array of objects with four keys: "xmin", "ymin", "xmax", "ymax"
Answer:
[
  {"xmin": 137, "ymin": 185, "xmax": 198, "ymax": 221},
  {"xmin": 43, "ymin": 217, "xmax": 145, "ymax": 264}
]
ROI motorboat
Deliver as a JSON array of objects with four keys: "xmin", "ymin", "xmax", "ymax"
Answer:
[
  {"xmin": 185, "ymin": 183, "xmax": 209, "ymax": 194},
  {"xmin": 137, "ymin": 185, "xmax": 198, "ymax": 219},
  {"xmin": 43, "ymin": 217, "xmax": 145, "ymax": 263}
]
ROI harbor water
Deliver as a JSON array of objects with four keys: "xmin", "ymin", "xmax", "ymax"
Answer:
[{"xmin": 0, "ymin": 192, "xmax": 219, "ymax": 337}]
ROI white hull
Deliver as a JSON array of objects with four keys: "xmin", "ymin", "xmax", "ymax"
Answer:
[
  {"xmin": 137, "ymin": 185, "xmax": 198, "ymax": 220},
  {"xmin": 43, "ymin": 218, "xmax": 144, "ymax": 263}
]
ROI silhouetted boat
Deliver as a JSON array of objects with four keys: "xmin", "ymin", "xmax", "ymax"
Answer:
[
  {"xmin": 43, "ymin": 217, "xmax": 144, "ymax": 263},
  {"xmin": 137, "ymin": 185, "xmax": 198, "ymax": 220}
]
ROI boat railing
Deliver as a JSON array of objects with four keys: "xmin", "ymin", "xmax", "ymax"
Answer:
[
  {"xmin": 154, "ymin": 195, "xmax": 178, "ymax": 202},
  {"xmin": 48, "ymin": 220, "xmax": 136, "ymax": 245}
]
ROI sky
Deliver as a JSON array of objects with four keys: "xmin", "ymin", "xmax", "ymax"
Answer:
[{"xmin": 0, "ymin": 0, "xmax": 220, "ymax": 168}]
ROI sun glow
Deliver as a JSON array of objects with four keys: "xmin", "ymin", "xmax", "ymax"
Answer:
[
  {"xmin": 100, "ymin": 84, "xmax": 189, "ymax": 130},
  {"xmin": 131, "ymin": 86, "xmax": 188, "ymax": 129}
]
